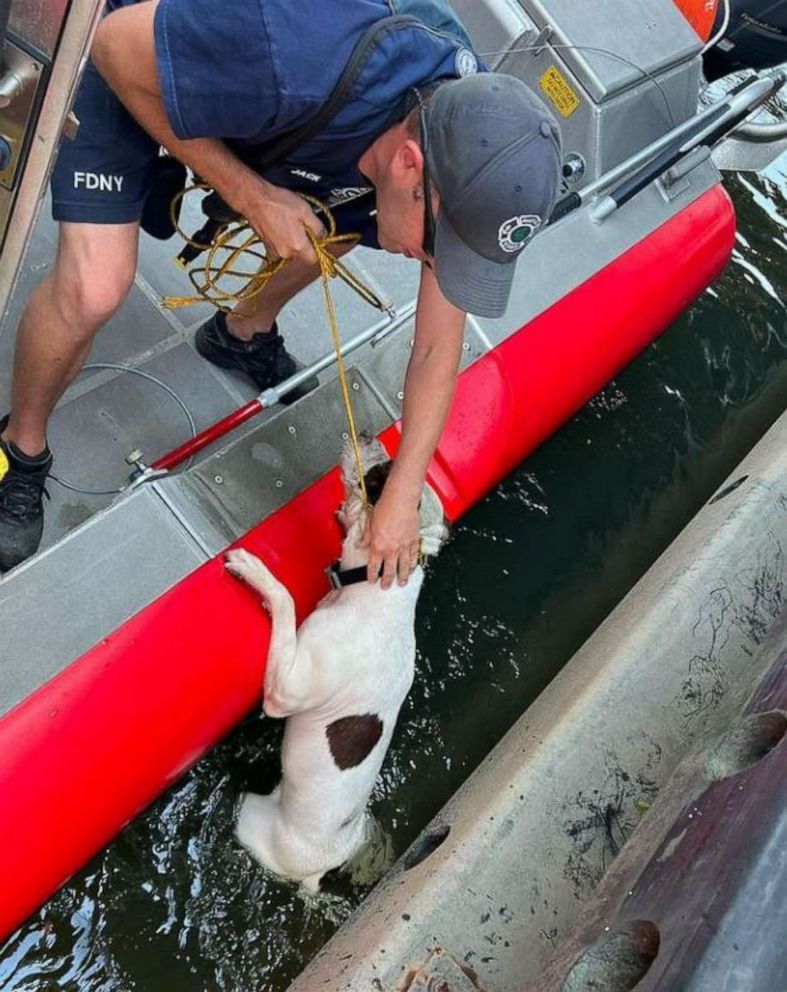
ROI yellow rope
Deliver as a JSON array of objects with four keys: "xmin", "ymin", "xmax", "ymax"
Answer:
[
  {"xmin": 306, "ymin": 227, "xmax": 369, "ymax": 510},
  {"xmin": 162, "ymin": 186, "xmax": 373, "ymax": 510}
]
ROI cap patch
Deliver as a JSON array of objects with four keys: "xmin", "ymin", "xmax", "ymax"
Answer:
[
  {"xmin": 498, "ymin": 215, "xmax": 542, "ymax": 254},
  {"xmin": 455, "ymin": 48, "xmax": 478, "ymax": 77},
  {"xmin": 0, "ymin": 449, "xmax": 8, "ymax": 482}
]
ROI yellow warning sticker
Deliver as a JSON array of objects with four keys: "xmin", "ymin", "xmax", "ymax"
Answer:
[
  {"xmin": 539, "ymin": 66, "xmax": 581, "ymax": 119},
  {"xmin": 0, "ymin": 448, "xmax": 8, "ymax": 481}
]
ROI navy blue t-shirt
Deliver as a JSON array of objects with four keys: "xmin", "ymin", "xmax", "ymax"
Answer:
[{"xmin": 147, "ymin": 0, "xmax": 482, "ymax": 207}]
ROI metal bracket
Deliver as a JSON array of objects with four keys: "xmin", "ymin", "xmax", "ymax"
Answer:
[
  {"xmin": 662, "ymin": 145, "xmax": 711, "ymax": 187},
  {"xmin": 62, "ymin": 109, "xmax": 80, "ymax": 141},
  {"xmin": 531, "ymin": 23, "xmax": 554, "ymax": 58},
  {"xmin": 125, "ymin": 449, "xmax": 170, "ymax": 490},
  {"xmin": 658, "ymin": 146, "xmax": 711, "ymax": 203}
]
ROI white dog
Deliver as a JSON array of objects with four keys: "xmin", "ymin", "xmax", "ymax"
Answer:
[{"xmin": 225, "ymin": 438, "xmax": 446, "ymax": 891}]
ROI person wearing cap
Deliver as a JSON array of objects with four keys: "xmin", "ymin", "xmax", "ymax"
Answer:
[{"xmin": 0, "ymin": 0, "xmax": 562, "ymax": 580}]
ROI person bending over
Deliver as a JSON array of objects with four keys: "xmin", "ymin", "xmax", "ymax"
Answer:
[{"xmin": 0, "ymin": 0, "xmax": 561, "ymax": 580}]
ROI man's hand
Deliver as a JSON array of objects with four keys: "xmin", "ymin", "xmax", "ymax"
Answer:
[
  {"xmin": 237, "ymin": 179, "xmax": 326, "ymax": 265},
  {"xmin": 360, "ymin": 265, "xmax": 465, "ymax": 589},
  {"xmin": 361, "ymin": 490, "xmax": 421, "ymax": 589}
]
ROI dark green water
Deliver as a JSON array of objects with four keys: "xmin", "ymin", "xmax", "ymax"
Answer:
[{"xmin": 2, "ymin": 163, "xmax": 786, "ymax": 990}]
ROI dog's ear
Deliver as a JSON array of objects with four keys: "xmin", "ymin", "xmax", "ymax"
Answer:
[
  {"xmin": 341, "ymin": 444, "xmax": 361, "ymax": 495},
  {"xmin": 418, "ymin": 484, "xmax": 448, "ymax": 557},
  {"xmin": 420, "ymin": 521, "xmax": 449, "ymax": 557},
  {"xmin": 341, "ymin": 436, "xmax": 390, "ymax": 498},
  {"xmin": 363, "ymin": 461, "xmax": 393, "ymax": 506}
]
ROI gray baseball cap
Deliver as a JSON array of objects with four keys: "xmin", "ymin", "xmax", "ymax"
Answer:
[{"xmin": 426, "ymin": 74, "xmax": 562, "ymax": 318}]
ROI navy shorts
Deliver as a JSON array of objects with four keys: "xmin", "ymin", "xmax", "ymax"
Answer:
[
  {"xmin": 51, "ymin": 61, "xmax": 159, "ymax": 224},
  {"xmin": 50, "ymin": 62, "xmax": 380, "ymax": 248}
]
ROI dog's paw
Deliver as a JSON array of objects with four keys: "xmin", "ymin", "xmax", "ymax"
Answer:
[
  {"xmin": 225, "ymin": 548, "xmax": 278, "ymax": 593},
  {"xmin": 300, "ymin": 872, "xmax": 323, "ymax": 895},
  {"xmin": 225, "ymin": 547, "xmax": 257, "ymax": 579}
]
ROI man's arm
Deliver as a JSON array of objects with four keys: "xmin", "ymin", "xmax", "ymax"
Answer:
[
  {"xmin": 91, "ymin": 1, "xmax": 323, "ymax": 260},
  {"xmin": 365, "ymin": 264, "xmax": 465, "ymax": 588}
]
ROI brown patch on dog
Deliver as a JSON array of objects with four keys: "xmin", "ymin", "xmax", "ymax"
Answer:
[
  {"xmin": 327, "ymin": 714, "xmax": 384, "ymax": 770},
  {"xmin": 363, "ymin": 462, "xmax": 393, "ymax": 506}
]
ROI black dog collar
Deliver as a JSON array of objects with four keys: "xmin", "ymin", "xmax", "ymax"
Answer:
[{"xmin": 326, "ymin": 563, "xmax": 373, "ymax": 589}]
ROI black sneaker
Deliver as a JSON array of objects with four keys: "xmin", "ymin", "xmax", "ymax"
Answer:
[
  {"xmin": 194, "ymin": 312, "xmax": 318, "ymax": 405},
  {"xmin": 0, "ymin": 416, "xmax": 52, "ymax": 573}
]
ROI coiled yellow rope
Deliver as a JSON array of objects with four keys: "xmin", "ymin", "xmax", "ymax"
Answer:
[{"xmin": 162, "ymin": 185, "xmax": 378, "ymax": 509}]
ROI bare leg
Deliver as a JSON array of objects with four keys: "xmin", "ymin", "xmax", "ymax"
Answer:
[
  {"xmin": 3, "ymin": 222, "xmax": 139, "ymax": 456},
  {"xmin": 226, "ymin": 242, "xmax": 354, "ymax": 341}
]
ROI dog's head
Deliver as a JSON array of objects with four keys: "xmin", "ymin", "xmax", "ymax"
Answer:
[{"xmin": 339, "ymin": 436, "xmax": 447, "ymax": 557}]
